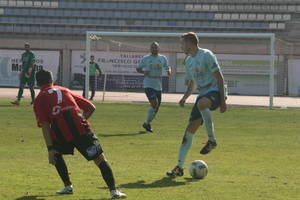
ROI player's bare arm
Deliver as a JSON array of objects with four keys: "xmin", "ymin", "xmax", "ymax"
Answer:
[
  {"xmin": 82, "ymin": 104, "xmax": 96, "ymax": 120},
  {"xmin": 166, "ymin": 68, "xmax": 171, "ymax": 76},
  {"xmin": 179, "ymin": 80, "xmax": 195, "ymax": 107},
  {"xmin": 213, "ymin": 71, "xmax": 227, "ymax": 113},
  {"xmin": 42, "ymin": 122, "xmax": 58, "ymax": 165}
]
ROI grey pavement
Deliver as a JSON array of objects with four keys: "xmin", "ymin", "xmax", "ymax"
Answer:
[{"xmin": 1, "ymin": 88, "xmax": 300, "ymax": 108}]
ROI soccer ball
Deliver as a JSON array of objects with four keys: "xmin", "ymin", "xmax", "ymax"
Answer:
[{"xmin": 189, "ymin": 160, "xmax": 208, "ymax": 179}]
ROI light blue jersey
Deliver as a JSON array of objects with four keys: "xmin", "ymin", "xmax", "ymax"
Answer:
[
  {"xmin": 185, "ymin": 48, "xmax": 221, "ymax": 96},
  {"xmin": 138, "ymin": 54, "xmax": 170, "ymax": 91}
]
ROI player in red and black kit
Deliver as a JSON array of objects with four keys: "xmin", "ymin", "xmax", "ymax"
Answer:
[{"xmin": 33, "ymin": 69, "xmax": 126, "ymax": 199}]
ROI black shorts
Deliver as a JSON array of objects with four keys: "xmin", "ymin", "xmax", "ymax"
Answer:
[
  {"xmin": 189, "ymin": 91, "xmax": 221, "ymax": 122},
  {"xmin": 144, "ymin": 88, "xmax": 162, "ymax": 103},
  {"xmin": 53, "ymin": 132, "xmax": 103, "ymax": 161}
]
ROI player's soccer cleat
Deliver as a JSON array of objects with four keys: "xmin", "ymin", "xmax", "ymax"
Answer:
[
  {"xmin": 200, "ymin": 141, "xmax": 217, "ymax": 154},
  {"xmin": 143, "ymin": 123, "xmax": 153, "ymax": 132},
  {"xmin": 166, "ymin": 166, "xmax": 184, "ymax": 177},
  {"xmin": 110, "ymin": 189, "xmax": 127, "ymax": 199},
  {"xmin": 56, "ymin": 185, "xmax": 73, "ymax": 195},
  {"xmin": 11, "ymin": 100, "xmax": 20, "ymax": 105}
]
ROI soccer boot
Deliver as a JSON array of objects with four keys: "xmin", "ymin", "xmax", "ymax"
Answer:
[
  {"xmin": 142, "ymin": 123, "xmax": 153, "ymax": 132},
  {"xmin": 200, "ymin": 141, "xmax": 217, "ymax": 154},
  {"xmin": 166, "ymin": 166, "xmax": 184, "ymax": 177},
  {"xmin": 11, "ymin": 100, "xmax": 20, "ymax": 105},
  {"xmin": 110, "ymin": 189, "xmax": 127, "ymax": 199},
  {"xmin": 56, "ymin": 185, "xmax": 73, "ymax": 194}
]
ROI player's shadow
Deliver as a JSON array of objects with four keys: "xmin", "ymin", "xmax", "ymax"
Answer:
[
  {"xmin": 119, "ymin": 177, "xmax": 187, "ymax": 189},
  {"xmin": 15, "ymin": 195, "xmax": 56, "ymax": 200},
  {"xmin": 0, "ymin": 104, "xmax": 14, "ymax": 107},
  {"xmin": 80, "ymin": 198, "xmax": 109, "ymax": 200},
  {"xmin": 97, "ymin": 131, "xmax": 147, "ymax": 137}
]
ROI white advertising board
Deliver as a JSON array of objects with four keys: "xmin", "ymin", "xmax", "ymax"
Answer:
[{"xmin": 0, "ymin": 50, "xmax": 60, "ymax": 87}]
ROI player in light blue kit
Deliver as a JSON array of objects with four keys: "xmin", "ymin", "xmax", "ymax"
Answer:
[
  {"xmin": 167, "ymin": 32, "xmax": 227, "ymax": 177},
  {"xmin": 136, "ymin": 42, "xmax": 171, "ymax": 132}
]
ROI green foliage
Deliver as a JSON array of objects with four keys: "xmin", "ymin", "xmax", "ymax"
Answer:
[{"xmin": 0, "ymin": 98, "xmax": 299, "ymax": 200}]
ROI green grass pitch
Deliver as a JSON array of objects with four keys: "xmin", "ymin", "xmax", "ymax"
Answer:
[{"xmin": 0, "ymin": 98, "xmax": 299, "ymax": 200}]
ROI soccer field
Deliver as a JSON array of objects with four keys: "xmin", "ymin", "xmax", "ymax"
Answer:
[{"xmin": 0, "ymin": 98, "xmax": 299, "ymax": 200}]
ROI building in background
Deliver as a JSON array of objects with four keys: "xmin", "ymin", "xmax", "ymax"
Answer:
[{"xmin": 0, "ymin": 0, "xmax": 300, "ymax": 96}]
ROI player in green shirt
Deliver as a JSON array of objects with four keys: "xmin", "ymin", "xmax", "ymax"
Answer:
[
  {"xmin": 11, "ymin": 42, "xmax": 36, "ymax": 105},
  {"xmin": 82, "ymin": 55, "xmax": 102, "ymax": 100}
]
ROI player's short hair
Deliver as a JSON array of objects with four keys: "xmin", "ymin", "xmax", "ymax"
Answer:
[
  {"xmin": 24, "ymin": 42, "xmax": 30, "ymax": 47},
  {"xmin": 36, "ymin": 69, "xmax": 53, "ymax": 86},
  {"xmin": 181, "ymin": 32, "xmax": 199, "ymax": 45}
]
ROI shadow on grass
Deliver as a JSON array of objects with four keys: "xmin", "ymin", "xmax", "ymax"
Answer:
[
  {"xmin": 80, "ymin": 198, "xmax": 108, "ymax": 200},
  {"xmin": 97, "ymin": 131, "xmax": 147, "ymax": 137},
  {"xmin": 119, "ymin": 177, "xmax": 187, "ymax": 189},
  {"xmin": 15, "ymin": 195, "xmax": 56, "ymax": 200},
  {"xmin": 15, "ymin": 195, "xmax": 103, "ymax": 200},
  {"xmin": 184, "ymin": 177, "xmax": 204, "ymax": 182},
  {"xmin": 0, "ymin": 104, "xmax": 15, "ymax": 107},
  {"xmin": 80, "ymin": 198, "xmax": 109, "ymax": 200}
]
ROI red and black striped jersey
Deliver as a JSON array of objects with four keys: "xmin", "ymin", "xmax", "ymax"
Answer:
[{"xmin": 33, "ymin": 83, "xmax": 93, "ymax": 143}]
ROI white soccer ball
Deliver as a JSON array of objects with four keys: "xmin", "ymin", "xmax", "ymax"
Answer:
[{"xmin": 189, "ymin": 160, "xmax": 208, "ymax": 179}]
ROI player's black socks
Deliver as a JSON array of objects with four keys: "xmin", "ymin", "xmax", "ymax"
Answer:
[
  {"xmin": 98, "ymin": 161, "xmax": 116, "ymax": 191},
  {"xmin": 55, "ymin": 155, "xmax": 72, "ymax": 187}
]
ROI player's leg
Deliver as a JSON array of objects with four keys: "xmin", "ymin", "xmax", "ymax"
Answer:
[
  {"xmin": 89, "ymin": 76, "xmax": 96, "ymax": 100},
  {"xmin": 54, "ymin": 153, "xmax": 73, "ymax": 194},
  {"xmin": 143, "ymin": 88, "xmax": 159, "ymax": 132},
  {"xmin": 197, "ymin": 91, "xmax": 220, "ymax": 154},
  {"xmin": 28, "ymin": 79, "xmax": 35, "ymax": 104},
  {"xmin": 167, "ymin": 99, "xmax": 203, "ymax": 177},
  {"xmin": 94, "ymin": 154, "xmax": 126, "ymax": 199},
  {"xmin": 76, "ymin": 133, "xmax": 126, "ymax": 198},
  {"xmin": 11, "ymin": 77, "xmax": 26, "ymax": 105},
  {"xmin": 53, "ymin": 143, "xmax": 74, "ymax": 194}
]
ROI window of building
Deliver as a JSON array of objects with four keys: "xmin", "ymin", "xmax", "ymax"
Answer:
[
  {"xmin": 33, "ymin": 1, "xmax": 41, "ymax": 7},
  {"xmin": 283, "ymin": 14, "xmax": 291, "ymax": 20},
  {"xmin": 274, "ymin": 14, "xmax": 282, "ymax": 20},
  {"xmin": 0, "ymin": 8, "xmax": 4, "ymax": 14},
  {"xmin": 265, "ymin": 14, "xmax": 274, "ymax": 20},
  {"xmin": 269, "ymin": 23, "xmax": 277, "ymax": 29},
  {"xmin": 51, "ymin": 1, "xmax": 58, "ymax": 8},
  {"xmin": 25, "ymin": 1, "xmax": 33, "ymax": 7},
  {"xmin": 231, "ymin": 14, "xmax": 239, "ymax": 20},
  {"xmin": 257, "ymin": 14, "xmax": 265, "ymax": 20},
  {"xmin": 211, "ymin": 4, "xmax": 218, "ymax": 11},
  {"xmin": 223, "ymin": 13, "xmax": 230, "ymax": 20},
  {"xmin": 42, "ymin": 1, "xmax": 50, "ymax": 7},
  {"xmin": 8, "ymin": 0, "xmax": 16, "ymax": 6},
  {"xmin": 277, "ymin": 23, "xmax": 285, "ymax": 29},
  {"xmin": 185, "ymin": 4, "xmax": 193, "ymax": 10},
  {"xmin": 248, "ymin": 14, "xmax": 256, "ymax": 20},
  {"xmin": 16, "ymin": 0, "xmax": 25, "ymax": 7},
  {"xmin": 0, "ymin": 0, "xmax": 7, "ymax": 6},
  {"xmin": 214, "ymin": 13, "xmax": 222, "ymax": 20},
  {"xmin": 240, "ymin": 14, "xmax": 247, "ymax": 20}
]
